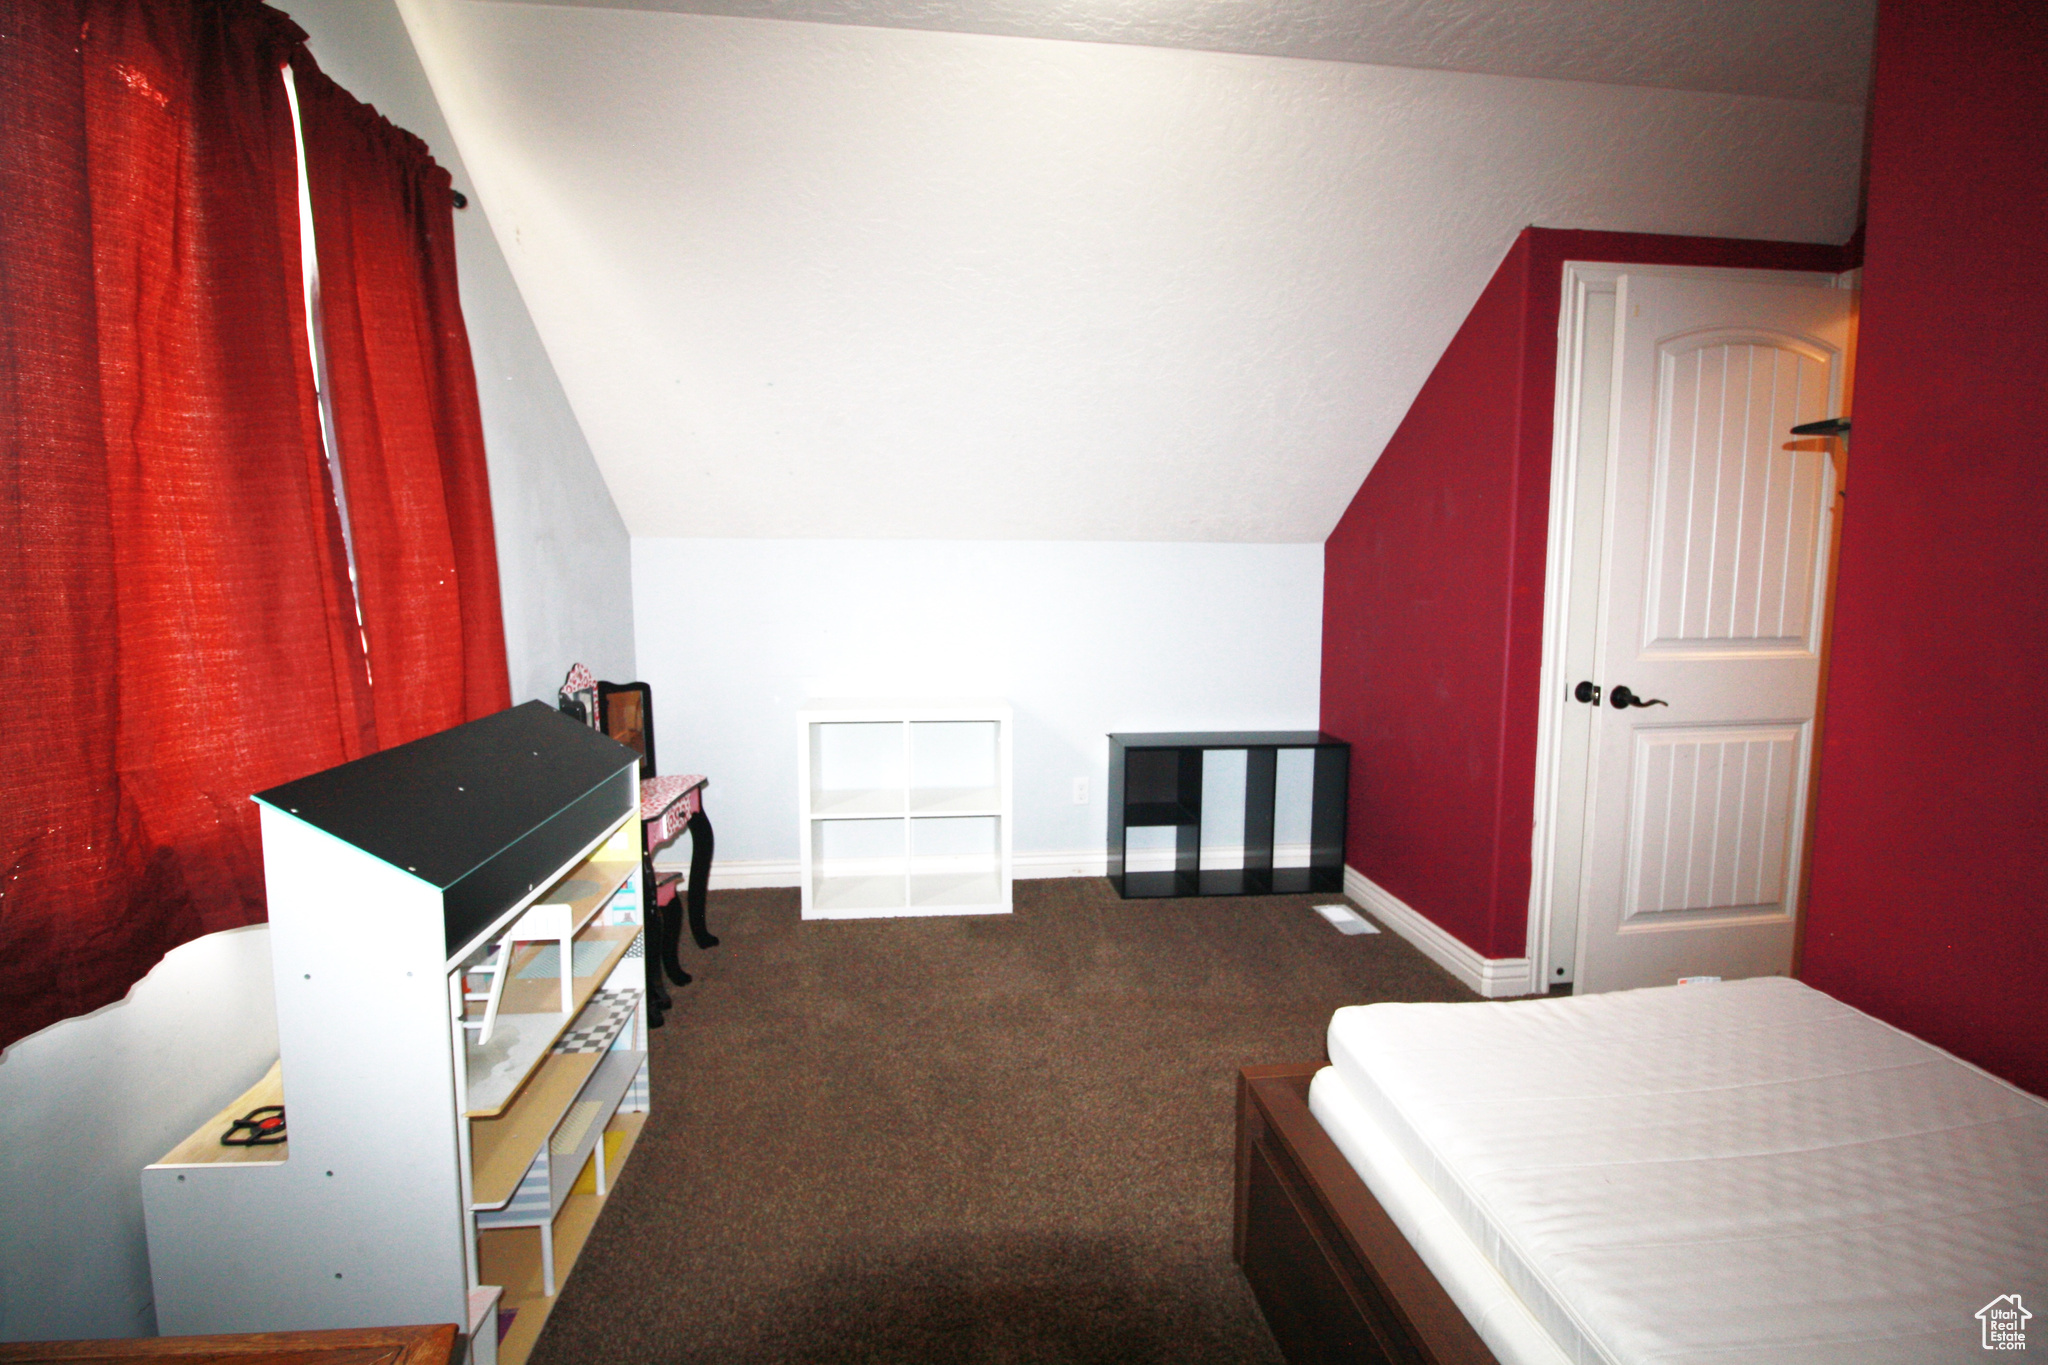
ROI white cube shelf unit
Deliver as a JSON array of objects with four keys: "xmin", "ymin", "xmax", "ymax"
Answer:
[
  {"xmin": 140, "ymin": 702, "xmax": 654, "ymax": 1365},
  {"xmin": 798, "ymin": 699, "xmax": 1013, "ymax": 919}
]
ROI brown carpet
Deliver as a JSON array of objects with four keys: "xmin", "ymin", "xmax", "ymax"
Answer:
[{"xmin": 531, "ymin": 877, "xmax": 1476, "ymax": 1364}]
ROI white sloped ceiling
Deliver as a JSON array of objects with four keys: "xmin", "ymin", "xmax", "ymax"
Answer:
[
  {"xmin": 525, "ymin": 0, "xmax": 1877, "ymax": 105},
  {"xmin": 394, "ymin": 0, "xmax": 1866, "ymax": 541}
]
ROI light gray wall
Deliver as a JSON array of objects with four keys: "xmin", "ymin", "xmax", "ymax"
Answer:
[
  {"xmin": 0, "ymin": 5, "xmax": 629, "ymax": 1342},
  {"xmin": 633, "ymin": 539, "xmax": 1325, "ymax": 878},
  {"xmin": 287, "ymin": 0, "xmax": 634, "ymax": 702}
]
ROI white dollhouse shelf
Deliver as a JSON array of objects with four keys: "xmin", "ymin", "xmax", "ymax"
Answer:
[{"xmin": 141, "ymin": 702, "xmax": 654, "ymax": 1365}]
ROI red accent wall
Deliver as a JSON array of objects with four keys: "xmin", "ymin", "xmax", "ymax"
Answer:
[
  {"xmin": 1320, "ymin": 228, "xmax": 1843, "ymax": 961},
  {"xmin": 1800, "ymin": 0, "xmax": 2048, "ymax": 1097}
]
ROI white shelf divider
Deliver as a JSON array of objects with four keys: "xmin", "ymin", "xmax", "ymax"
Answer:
[
  {"xmin": 810, "ymin": 787, "xmax": 907, "ymax": 818},
  {"xmin": 907, "ymin": 785, "xmax": 1003, "ymax": 815}
]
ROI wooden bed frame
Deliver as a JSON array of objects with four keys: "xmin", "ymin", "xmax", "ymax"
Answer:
[
  {"xmin": 1233, "ymin": 1064, "xmax": 1502, "ymax": 1365},
  {"xmin": 0, "ymin": 1324, "xmax": 456, "ymax": 1363}
]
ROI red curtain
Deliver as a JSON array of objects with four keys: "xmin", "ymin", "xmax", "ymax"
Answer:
[
  {"xmin": 0, "ymin": 0, "xmax": 374, "ymax": 1048},
  {"xmin": 292, "ymin": 59, "xmax": 511, "ymax": 747},
  {"xmin": 0, "ymin": 1, "xmax": 510, "ymax": 1050}
]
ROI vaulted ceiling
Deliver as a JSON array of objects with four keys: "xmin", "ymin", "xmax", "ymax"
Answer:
[
  {"xmin": 525, "ymin": 0, "xmax": 1876, "ymax": 103},
  {"xmin": 396, "ymin": 0, "xmax": 1870, "ymax": 540}
]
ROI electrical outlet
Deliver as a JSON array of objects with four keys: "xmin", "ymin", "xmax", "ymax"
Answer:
[{"xmin": 1072, "ymin": 777, "xmax": 1088, "ymax": 805}]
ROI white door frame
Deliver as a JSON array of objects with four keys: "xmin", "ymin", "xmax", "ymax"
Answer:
[{"xmin": 1525, "ymin": 261, "xmax": 1852, "ymax": 986}]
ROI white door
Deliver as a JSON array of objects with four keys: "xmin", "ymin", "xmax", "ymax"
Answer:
[{"xmin": 1569, "ymin": 268, "xmax": 1851, "ymax": 993}]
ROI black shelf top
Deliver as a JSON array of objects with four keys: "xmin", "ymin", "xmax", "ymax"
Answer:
[
  {"xmin": 254, "ymin": 701, "xmax": 638, "ymax": 890},
  {"xmin": 1108, "ymin": 730, "xmax": 1346, "ymax": 749}
]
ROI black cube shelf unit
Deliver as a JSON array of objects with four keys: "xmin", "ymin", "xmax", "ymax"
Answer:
[{"xmin": 1107, "ymin": 731, "xmax": 1350, "ymax": 899}]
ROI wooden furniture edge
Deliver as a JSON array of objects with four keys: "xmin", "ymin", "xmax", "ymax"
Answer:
[
  {"xmin": 1234, "ymin": 1063, "xmax": 1500, "ymax": 1365},
  {"xmin": 0, "ymin": 1322, "xmax": 457, "ymax": 1361}
]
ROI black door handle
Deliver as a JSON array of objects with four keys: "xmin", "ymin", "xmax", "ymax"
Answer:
[
  {"xmin": 1610, "ymin": 685, "xmax": 1667, "ymax": 709},
  {"xmin": 1574, "ymin": 681, "xmax": 1601, "ymax": 705}
]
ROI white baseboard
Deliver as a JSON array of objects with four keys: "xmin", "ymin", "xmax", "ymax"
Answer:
[
  {"xmin": 1013, "ymin": 849, "xmax": 1108, "ymax": 880},
  {"xmin": 688, "ymin": 858, "xmax": 801, "ymax": 890},
  {"xmin": 1040, "ymin": 844, "xmax": 1314, "ymax": 878},
  {"xmin": 661, "ymin": 852, "xmax": 1106, "ymax": 890},
  {"xmin": 1343, "ymin": 866, "xmax": 1536, "ymax": 999},
  {"xmin": 662, "ymin": 844, "xmax": 1315, "ymax": 891}
]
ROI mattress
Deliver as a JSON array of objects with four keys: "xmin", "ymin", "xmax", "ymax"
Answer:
[
  {"xmin": 1308, "ymin": 1067, "xmax": 1574, "ymax": 1365},
  {"xmin": 1317, "ymin": 976, "xmax": 2048, "ymax": 1365}
]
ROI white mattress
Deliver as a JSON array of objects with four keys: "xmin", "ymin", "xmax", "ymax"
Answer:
[
  {"xmin": 1309, "ymin": 1067, "xmax": 1574, "ymax": 1365},
  {"xmin": 1316, "ymin": 976, "xmax": 2048, "ymax": 1365}
]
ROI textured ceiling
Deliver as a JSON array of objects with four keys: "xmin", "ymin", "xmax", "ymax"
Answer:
[
  {"xmin": 501, "ymin": 0, "xmax": 1877, "ymax": 104},
  {"xmin": 398, "ymin": 0, "xmax": 1865, "ymax": 541}
]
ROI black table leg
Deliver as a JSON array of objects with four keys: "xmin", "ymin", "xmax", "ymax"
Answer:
[
  {"xmin": 644, "ymin": 946, "xmax": 672, "ymax": 1026},
  {"xmin": 644, "ymin": 842, "xmax": 692, "ymax": 988},
  {"xmin": 685, "ymin": 810, "xmax": 718, "ymax": 949}
]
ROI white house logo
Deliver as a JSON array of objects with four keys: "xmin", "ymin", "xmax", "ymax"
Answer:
[{"xmin": 1979, "ymin": 1295, "xmax": 2031, "ymax": 1351}]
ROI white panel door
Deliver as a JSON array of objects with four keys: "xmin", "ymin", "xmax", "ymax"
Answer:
[{"xmin": 1576, "ymin": 272, "xmax": 1850, "ymax": 993}]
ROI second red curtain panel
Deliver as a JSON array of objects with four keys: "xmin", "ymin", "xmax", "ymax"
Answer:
[{"xmin": 291, "ymin": 57, "xmax": 511, "ymax": 748}]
